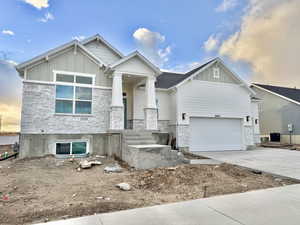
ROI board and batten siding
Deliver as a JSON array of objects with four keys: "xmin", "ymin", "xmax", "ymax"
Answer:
[
  {"xmin": 177, "ymin": 80, "xmax": 251, "ymax": 124},
  {"xmin": 26, "ymin": 47, "xmax": 112, "ymax": 87},
  {"xmin": 133, "ymin": 88, "xmax": 171, "ymax": 120},
  {"xmin": 194, "ymin": 63, "xmax": 239, "ymax": 84},
  {"xmin": 252, "ymin": 86, "xmax": 300, "ymax": 135},
  {"xmin": 113, "ymin": 56, "xmax": 156, "ymax": 76},
  {"xmin": 84, "ymin": 40, "xmax": 121, "ymax": 65}
]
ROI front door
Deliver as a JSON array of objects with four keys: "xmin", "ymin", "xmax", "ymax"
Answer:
[{"xmin": 123, "ymin": 97, "xmax": 127, "ymax": 129}]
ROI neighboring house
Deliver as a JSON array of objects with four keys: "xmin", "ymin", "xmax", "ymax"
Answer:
[
  {"xmin": 251, "ymin": 83, "xmax": 300, "ymax": 144},
  {"xmin": 16, "ymin": 34, "xmax": 260, "ymax": 158}
]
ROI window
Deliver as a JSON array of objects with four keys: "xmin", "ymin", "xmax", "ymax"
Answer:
[
  {"xmin": 213, "ymin": 67, "xmax": 220, "ymax": 79},
  {"xmin": 54, "ymin": 72, "xmax": 94, "ymax": 114},
  {"xmin": 246, "ymin": 116, "xmax": 250, "ymax": 122},
  {"xmin": 255, "ymin": 119, "xmax": 258, "ymax": 125},
  {"xmin": 56, "ymin": 141, "xmax": 88, "ymax": 155}
]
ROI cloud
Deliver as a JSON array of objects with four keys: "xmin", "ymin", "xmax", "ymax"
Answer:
[
  {"xmin": 2, "ymin": 30, "xmax": 14, "ymax": 36},
  {"xmin": 23, "ymin": 0, "xmax": 49, "ymax": 9},
  {"xmin": 0, "ymin": 60, "xmax": 22, "ymax": 132},
  {"xmin": 133, "ymin": 28, "xmax": 171, "ymax": 67},
  {"xmin": 203, "ymin": 34, "xmax": 220, "ymax": 51},
  {"xmin": 216, "ymin": 0, "xmax": 238, "ymax": 12},
  {"xmin": 219, "ymin": 0, "xmax": 300, "ymax": 86},
  {"xmin": 72, "ymin": 36, "xmax": 86, "ymax": 41},
  {"xmin": 38, "ymin": 12, "xmax": 54, "ymax": 23}
]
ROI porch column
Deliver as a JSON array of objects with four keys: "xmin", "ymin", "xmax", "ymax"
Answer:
[
  {"xmin": 110, "ymin": 71, "xmax": 124, "ymax": 130},
  {"xmin": 144, "ymin": 76, "xmax": 158, "ymax": 130}
]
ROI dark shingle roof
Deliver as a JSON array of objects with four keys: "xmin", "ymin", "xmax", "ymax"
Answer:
[
  {"xmin": 253, "ymin": 83, "xmax": 300, "ymax": 103},
  {"xmin": 156, "ymin": 59, "xmax": 215, "ymax": 89}
]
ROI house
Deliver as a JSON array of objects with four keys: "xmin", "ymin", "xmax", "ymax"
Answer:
[
  {"xmin": 251, "ymin": 83, "xmax": 300, "ymax": 144},
  {"xmin": 16, "ymin": 34, "xmax": 260, "ymax": 159}
]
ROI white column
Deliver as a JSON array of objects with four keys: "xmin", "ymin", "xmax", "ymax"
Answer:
[
  {"xmin": 111, "ymin": 72, "xmax": 123, "ymax": 107},
  {"xmin": 110, "ymin": 71, "xmax": 124, "ymax": 130},
  {"xmin": 144, "ymin": 76, "xmax": 158, "ymax": 130},
  {"xmin": 146, "ymin": 76, "xmax": 157, "ymax": 108}
]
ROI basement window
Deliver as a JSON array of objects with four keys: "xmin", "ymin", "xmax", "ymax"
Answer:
[{"xmin": 56, "ymin": 141, "xmax": 88, "ymax": 155}]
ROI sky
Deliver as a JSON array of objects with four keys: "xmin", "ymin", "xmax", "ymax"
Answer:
[{"xmin": 0, "ymin": 0, "xmax": 299, "ymax": 131}]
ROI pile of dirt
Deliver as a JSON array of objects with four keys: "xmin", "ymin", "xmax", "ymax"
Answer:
[{"xmin": 0, "ymin": 156, "xmax": 298, "ymax": 225}]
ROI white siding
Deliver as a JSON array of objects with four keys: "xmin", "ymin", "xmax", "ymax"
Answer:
[
  {"xmin": 114, "ymin": 56, "xmax": 156, "ymax": 76},
  {"xmin": 133, "ymin": 88, "xmax": 171, "ymax": 120},
  {"xmin": 177, "ymin": 80, "xmax": 251, "ymax": 123},
  {"xmin": 84, "ymin": 40, "xmax": 121, "ymax": 65}
]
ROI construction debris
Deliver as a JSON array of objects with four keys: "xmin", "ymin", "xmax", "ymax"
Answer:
[
  {"xmin": 104, "ymin": 164, "xmax": 123, "ymax": 173},
  {"xmin": 79, "ymin": 160, "xmax": 102, "ymax": 169},
  {"xmin": 79, "ymin": 160, "xmax": 92, "ymax": 169},
  {"xmin": 116, "ymin": 183, "xmax": 131, "ymax": 191}
]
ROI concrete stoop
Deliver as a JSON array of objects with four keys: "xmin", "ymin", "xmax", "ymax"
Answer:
[{"xmin": 122, "ymin": 130, "xmax": 187, "ymax": 169}]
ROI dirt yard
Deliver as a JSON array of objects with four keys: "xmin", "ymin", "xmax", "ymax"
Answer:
[{"xmin": 0, "ymin": 156, "xmax": 298, "ymax": 225}]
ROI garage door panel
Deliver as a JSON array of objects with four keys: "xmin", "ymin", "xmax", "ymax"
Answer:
[{"xmin": 190, "ymin": 118, "xmax": 242, "ymax": 151}]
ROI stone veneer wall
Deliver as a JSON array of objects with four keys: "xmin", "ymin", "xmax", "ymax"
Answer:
[
  {"xmin": 158, "ymin": 120, "xmax": 170, "ymax": 133},
  {"xmin": 21, "ymin": 82, "xmax": 111, "ymax": 134},
  {"xmin": 144, "ymin": 108, "xmax": 158, "ymax": 130},
  {"xmin": 176, "ymin": 125, "xmax": 190, "ymax": 149},
  {"xmin": 132, "ymin": 119, "xmax": 145, "ymax": 130}
]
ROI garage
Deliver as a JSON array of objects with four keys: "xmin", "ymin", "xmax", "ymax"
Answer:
[{"xmin": 190, "ymin": 117, "xmax": 243, "ymax": 151}]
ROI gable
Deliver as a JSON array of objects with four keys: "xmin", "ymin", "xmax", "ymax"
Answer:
[
  {"xmin": 84, "ymin": 40, "xmax": 122, "ymax": 65},
  {"xmin": 194, "ymin": 62, "xmax": 240, "ymax": 84},
  {"xmin": 26, "ymin": 47, "xmax": 112, "ymax": 87},
  {"xmin": 113, "ymin": 55, "xmax": 157, "ymax": 76}
]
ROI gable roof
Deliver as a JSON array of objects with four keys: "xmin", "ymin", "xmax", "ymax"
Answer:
[
  {"xmin": 109, "ymin": 51, "xmax": 161, "ymax": 75},
  {"xmin": 156, "ymin": 59, "xmax": 215, "ymax": 89},
  {"xmin": 81, "ymin": 34, "xmax": 124, "ymax": 58},
  {"xmin": 16, "ymin": 40, "xmax": 105, "ymax": 76},
  {"xmin": 252, "ymin": 83, "xmax": 300, "ymax": 105},
  {"xmin": 157, "ymin": 58, "xmax": 255, "ymax": 95}
]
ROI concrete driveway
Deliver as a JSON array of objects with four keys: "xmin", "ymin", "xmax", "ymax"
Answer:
[{"xmin": 193, "ymin": 147, "xmax": 300, "ymax": 180}]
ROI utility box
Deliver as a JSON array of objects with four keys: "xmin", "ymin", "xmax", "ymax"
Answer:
[{"xmin": 288, "ymin": 124, "xmax": 294, "ymax": 132}]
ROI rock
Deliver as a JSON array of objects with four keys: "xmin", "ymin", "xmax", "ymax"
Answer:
[
  {"xmin": 77, "ymin": 167, "xmax": 81, "ymax": 172},
  {"xmin": 275, "ymin": 178, "xmax": 283, "ymax": 182},
  {"xmin": 96, "ymin": 155, "xmax": 106, "ymax": 159},
  {"xmin": 116, "ymin": 182, "xmax": 131, "ymax": 191},
  {"xmin": 80, "ymin": 160, "xmax": 92, "ymax": 169},
  {"xmin": 105, "ymin": 197, "xmax": 111, "ymax": 201},
  {"xmin": 72, "ymin": 193, "xmax": 77, "ymax": 198},
  {"xmin": 96, "ymin": 196, "xmax": 104, "ymax": 200},
  {"xmin": 104, "ymin": 164, "xmax": 122, "ymax": 173},
  {"xmin": 241, "ymin": 183, "xmax": 248, "ymax": 188},
  {"xmin": 90, "ymin": 161, "xmax": 102, "ymax": 165}
]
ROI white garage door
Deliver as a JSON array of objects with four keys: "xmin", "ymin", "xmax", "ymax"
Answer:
[{"xmin": 190, "ymin": 117, "xmax": 243, "ymax": 151}]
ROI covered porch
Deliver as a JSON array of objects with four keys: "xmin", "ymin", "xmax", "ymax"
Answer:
[{"xmin": 107, "ymin": 51, "xmax": 161, "ymax": 131}]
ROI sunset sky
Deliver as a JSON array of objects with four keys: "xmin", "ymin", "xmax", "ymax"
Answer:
[{"xmin": 0, "ymin": 0, "xmax": 299, "ymax": 132}]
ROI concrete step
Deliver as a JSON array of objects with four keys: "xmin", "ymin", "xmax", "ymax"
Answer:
[
  {"xmin": 126, "ymin": 140, "xmax": 157, "ymax": 145},
  {"xmin": 124, "ymin": 136, "xmax": 154, "ymax": 141}
]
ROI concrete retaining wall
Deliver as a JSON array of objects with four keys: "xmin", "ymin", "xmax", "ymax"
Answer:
[{"xmin": 19, "ymin": 133, "xmax": 121, "ymax": 158}]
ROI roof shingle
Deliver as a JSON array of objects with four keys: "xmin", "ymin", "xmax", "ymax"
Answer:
[
  {"xmin": 253, "ymin": 83, "xmax": 300, "ymax": 103},
  {"xmin": 156, "ymin": 59, "xmax": 215, "ymax": 89}
]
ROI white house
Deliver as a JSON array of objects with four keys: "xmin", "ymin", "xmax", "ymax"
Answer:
[{"xmin": 16, "ymin": 34, "xmax": 260, "ymax": 159}]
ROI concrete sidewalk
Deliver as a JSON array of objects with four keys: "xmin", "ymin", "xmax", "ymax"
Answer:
[{"xmin": 35, "ymin": 184, "xmax": 300, "ymax": 225}]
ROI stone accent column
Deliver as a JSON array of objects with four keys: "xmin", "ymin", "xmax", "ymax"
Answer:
[
  {"xmin": 144, "ymin": 76, "xmax": 158, "ymax": 130},
  {"xmin": 110, "ymin": 72, "xmax": 124, "ymax": 130}
]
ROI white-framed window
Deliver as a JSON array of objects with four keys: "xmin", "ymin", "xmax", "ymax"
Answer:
[
  {"xmin": 54, "ymin": 71, "xmax": 95, "ymax": 115},
  {"xmin": 55, "ymin": 140, "xmax": 89, "ymax": 155},
  {"xmin": 213, "ymin": 67, "xmax": 220, "ymax": 79}
]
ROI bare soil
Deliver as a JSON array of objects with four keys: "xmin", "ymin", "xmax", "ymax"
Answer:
[{"xmin": 0, "ymin": 156, "xmax": 298, "ymax": 225}]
